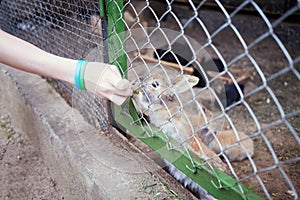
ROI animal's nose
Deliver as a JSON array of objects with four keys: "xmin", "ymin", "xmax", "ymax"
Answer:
[{"xmin": 130, "ymin": 79, "xmax": 142, "ymax": 95}]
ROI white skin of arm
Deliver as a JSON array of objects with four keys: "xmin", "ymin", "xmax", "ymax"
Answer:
[
  {"xmin": 0, "ymin": 30, "xmax": 77, "ymax": 83},
  {"xmin": 0, "ymin": 30, "xmax": 132, "ymax": 105}
]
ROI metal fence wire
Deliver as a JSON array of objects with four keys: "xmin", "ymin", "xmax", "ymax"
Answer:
[{"xmin": 0, "ymin": 0, "xmax": 299, "ymax": 199}]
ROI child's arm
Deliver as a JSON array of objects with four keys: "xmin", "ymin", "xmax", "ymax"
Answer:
[
  {"xmin": 0, "ymin": 30, "xmax": 77, "ymax": 83},
  {"xmin": 0, "ymin": 30, "xmax": 132, "ymax": 105}
]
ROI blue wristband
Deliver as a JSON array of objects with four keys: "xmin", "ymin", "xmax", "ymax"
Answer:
[{"xmin": 74, "ymin": 60, "xmax": 88, "ymax": 90}]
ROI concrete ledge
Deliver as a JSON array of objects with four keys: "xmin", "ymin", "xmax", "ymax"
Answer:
[{"xmin": 0, "ymin": 64, "xmax": 196, "ymax": 199}]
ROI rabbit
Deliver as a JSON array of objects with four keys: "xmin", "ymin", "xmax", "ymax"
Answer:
[
  {"xmin": 132, "ymin": 73, "xmax": 222, "ymax": 163},
  {"xmin": 132, "ymin": 72, "xmax": 254, "ymax": 196},
  {"xmin": 132, "ymin": 73, "xmax": 254, "ymax": 161}
]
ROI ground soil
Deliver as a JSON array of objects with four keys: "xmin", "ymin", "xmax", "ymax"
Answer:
[{"xmin": 0, "ymin": 103, "xmax": 63, "ymax": 200}]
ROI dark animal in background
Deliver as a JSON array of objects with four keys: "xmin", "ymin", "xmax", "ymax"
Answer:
[
  {"xmin": 201, "ymin": 58, "xmax": 245, "ymax": 107},
  {"xmin": 220, "ymin": 83, "xmax": 245, "ymax": 107},
  {"xmin": 154, "ymin": 49, "xmax": 207, "ymax": 87},
  {"xmin": 154, "ymin": 49, "xmax": 244, "ymax": 107}
]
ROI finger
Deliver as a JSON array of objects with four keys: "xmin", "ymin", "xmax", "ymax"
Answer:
[
  {"xmin": 103, "ymin": 65, "xmax": 122, "ymax": 87},
  {"xmin": 114, "ymin": 79, "xmax": 133, "ymax": 97},
  {"xmin": 95, "ymin": 78, "xmax": 132, "ymax": 97},
  {"xmin": 115, "ymin": 79, "xmax": 131, "ymax": 90},
  {"xmin": 107, "ymin": 64, "xmax": 120, "ymax": 73},
  {"xmin": 96, "ymin": 83, "xmax": 130, "ymax": 105},
  {"xmin": 114, "ymin": 88, "xmax": 133, "ymax": 97},
  {"xmin": 101, "ymin": 68, "xmax": 122, "ymax": 88},
  {"xmin": 113, "ymin": 84, "xmax": 133, "ymax": 97},
  {"xmin": 111, "ymin": 94, "xmax": 128, "ymax": 106}
]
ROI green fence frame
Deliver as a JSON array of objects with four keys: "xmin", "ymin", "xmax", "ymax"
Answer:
[{"xmin": 101, "ymin": 0, "xmax": 263, "ymax": 199}]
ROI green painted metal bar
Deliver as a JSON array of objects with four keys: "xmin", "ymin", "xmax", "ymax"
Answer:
[
  {"xmin": 114, "ymin": 105, "xmax": 263, "ymax": 200},
  {"xmin": 104, "ymin": 0, "xmax": 141, "ymax": 126},
  {"xmin": 104, "ymin": 0, "xmax": 262, "ymax": 199},
  {"xmin": 98, "ymin": 0, "xmax": 106, "ymax": 18},
  {"xmin": 105, "ymin": 0, "xmax": 127, "ymax": 77}
]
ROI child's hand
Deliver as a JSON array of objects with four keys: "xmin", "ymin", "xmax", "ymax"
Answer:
[{"xmin": 84, "ymin": 62, "xmax": 132, "ymax": 106}]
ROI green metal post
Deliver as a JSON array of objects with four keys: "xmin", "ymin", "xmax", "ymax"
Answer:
[
  {"xmin": 98, "ymin": 0, "xmax": 106, "ymax": 18},
  {"xmin": 105, "ymin": 0, "xmax": 127, "ymax": 77}
]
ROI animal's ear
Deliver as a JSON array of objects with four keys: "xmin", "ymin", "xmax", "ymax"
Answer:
[{"xmin": 172, "ymin": 75, "xmax": 199, "ymax": 93}]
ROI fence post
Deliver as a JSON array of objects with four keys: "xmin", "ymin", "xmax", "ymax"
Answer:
[{"xmin": 105, "ymin": 0, "xmax": 127, "ymax": 77}]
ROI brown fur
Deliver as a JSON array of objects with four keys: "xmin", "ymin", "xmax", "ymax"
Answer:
[{"xmin": 132, "ymin": 73, "xmax": 254, "ymax": 170}]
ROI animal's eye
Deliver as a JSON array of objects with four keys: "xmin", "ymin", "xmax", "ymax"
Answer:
[{"xmin": 151, "ymin": 81, "xmax": 159, "ymax": 88}]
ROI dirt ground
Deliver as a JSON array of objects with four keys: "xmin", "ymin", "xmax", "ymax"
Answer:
[{"xmin": 0, "ymin": 103, "xmax": 63, "ymax": 200}]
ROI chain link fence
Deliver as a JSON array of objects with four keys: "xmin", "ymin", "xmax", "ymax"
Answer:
[
  {"xmin": 0, "ymin": 0, "xmax": 299, "ymax": 199},
  {"xmin": 0, "ymin": 0, "xmax": 111, "ymax": 131}
]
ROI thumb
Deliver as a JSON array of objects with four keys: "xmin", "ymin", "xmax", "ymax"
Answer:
[{"xmin": 115, "ymin": 79, "xmax": 131, "ymax": 91}]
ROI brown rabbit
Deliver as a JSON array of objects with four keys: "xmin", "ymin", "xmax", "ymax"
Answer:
[
  {"xmin": 132, "ymin": 72, "xmax": 254, "ymax": 197},
  {"xmin": 132, "ymin": 73, "xmax": 254, "ymax": 162}
]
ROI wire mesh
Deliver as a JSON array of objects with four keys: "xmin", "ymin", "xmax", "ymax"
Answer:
[
  {"xmin": 0, "ymin": 0, "xmax": 299, "ymax": 199},
  {"xmin": 0, "ymin": 0, "xmax": 109, "ymax": 131}
]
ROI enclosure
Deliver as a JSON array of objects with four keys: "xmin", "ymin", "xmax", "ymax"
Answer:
[{"xmin": 0, "ymin": 0, "xmax": 299, "ymax": 199}]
